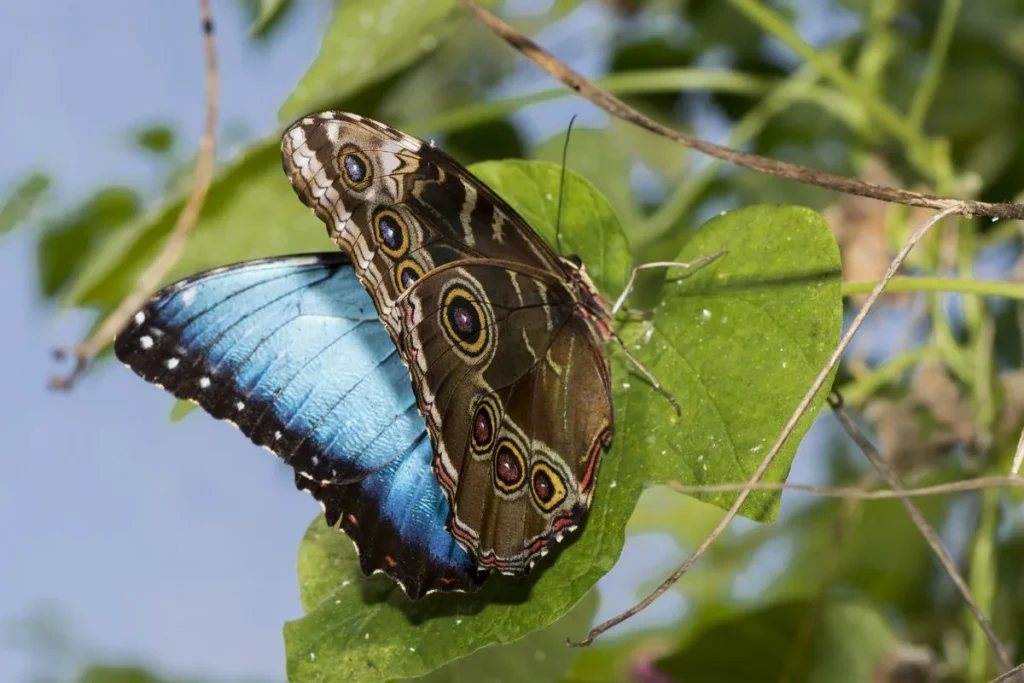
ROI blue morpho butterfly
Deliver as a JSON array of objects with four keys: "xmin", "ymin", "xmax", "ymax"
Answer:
[{"xmin": 115, "ymin": 112, "xmax": 680, "ymax": 598}]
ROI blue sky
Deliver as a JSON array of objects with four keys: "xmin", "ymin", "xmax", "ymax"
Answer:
[{"xmin": 0, "ymin": 4, "xmax": 327, "ymax": 680}]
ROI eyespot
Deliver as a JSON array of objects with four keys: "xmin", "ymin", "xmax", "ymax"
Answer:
[
  {"xmin": 395, "ymin": 258, "xmax": 424, "ymax": 292},
  {"xmin": 375, "ymin": 209, "xmax": 408, "ymax": 258},
  {"xmin": 471, "ymin": 401, "xmax": 497, "ymax": 455},
  {"xmin": 440, "ymin": 284, "xmax": 488, "ymax": 357},
  {"xmin": 338, "ymin": 147, "xmax": 371, "ymax": 189},
  {"xmin": 493, "ymin": 439, "xmax": 526, "ymax": 493},
  {"xmin": 530, "ymin": 461, "xmax": 567, "ymax": 512}
]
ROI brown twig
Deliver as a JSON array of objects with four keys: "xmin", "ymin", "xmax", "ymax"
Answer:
[
  {"xmin": 50, "ymin": 0, "xmax": 219, "ymax": 390},
  {"xmin": 829, "ymin": 394, "xmax": 1013, "ymax": 675},
  {"xmin": 569, "ymin": 205, "xmax": 961, "ymax": 646},
  {"xmin": 667, "ymin": 475, "xmax": 1024, "ymax": 500},
  {"xmin": 990, "ymin": 662, "xmax": 1024, "ymax": 683},
  {"xmin": 457, "ymin": 0, "xmax": 1024, "ymax": 221}
]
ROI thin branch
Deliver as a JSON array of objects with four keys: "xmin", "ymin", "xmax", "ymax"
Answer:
[
  {"xmin": 1011, "ymin": 427, "xmax": 1024, "ymax": 477},
  {"xmin": 990, "ymin": 662, "xmax": 1024, "ymax": 683},
  {"xmin": 457, "ymin": 0, "xmax": 1024, "ymax": 220},
  {"xmin": 569, "ymin": 205, "xmax": 960, "ymax": 646},
  {"xmin": 667, "ymin": 476, "xmax": 1024, "ymax": 500},
  {"xmin": 829, "ymin": 395, "xmax": 1013, "ymax": 674},
  {"xmin": 50, "ymin": 0, "xmax": 219, "ymax": 390}
]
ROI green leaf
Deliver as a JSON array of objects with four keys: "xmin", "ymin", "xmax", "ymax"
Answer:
[
  {"xmin": 655, "ymin": 599, "xmax": 897, "ymax": 682},
  {"xmin": 286, "ymin": 164, "xmax": 841, "ymax": 682},
  {"xmin": 532, "ymin": 127, "xmax": 643, "ymax": 230},
  {"xmin": 38, "ymin": 187, "xmax": 141, "ymax": 298},
  {"xmin": 132, "ymin": 124, "xmax": 176, "ymax": 156},
  {"xmin": 0, "ymin": 172, "xmax": 51, "ymax": 236},
  {"xmin": 62, "ymin": 142, "xmax": 330, "ymax": 317},
  {"xmin": 617, "ymin": 205, "xmax": 842, "ymax": 520},
  {"xmin": 470, "ymin": 160, "xmax": 632, "ymax": 296},
  {"xmin": 168, "ymin": 399, "xmax": 197, "ymax": 422},
  {"xmin": 279, "ymin": 0, "xmax": 479, "ymax": 121},
  {"xmin": 406, "ymin": 584, "xmax": 597, "ymax": 683},
  {"xmin": 243, "ymin": 0, "xmax": 294, "ymax": 38}
]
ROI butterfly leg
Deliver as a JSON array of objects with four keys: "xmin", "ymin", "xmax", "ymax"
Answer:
[
  {"xmin": 610, "ymin": 250, "xmax": 729, "ymax": 316},
  {"xmin": 610, "ymin": 332, "xmax": 682, "ymax": 417}
]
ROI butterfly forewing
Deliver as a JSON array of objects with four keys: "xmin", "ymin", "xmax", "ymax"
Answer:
[
  {"xmin": 282, "ymin": 112, "xmax": 616, "ymax": 575},
  {"xmin": 114, "ymin": 253, "xmax": 486, "ymax": 597}
]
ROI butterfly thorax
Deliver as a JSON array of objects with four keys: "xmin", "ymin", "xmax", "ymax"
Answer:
[{"xmin": 560, "ymin": 256, "xmax": 613, "ymax": 341}]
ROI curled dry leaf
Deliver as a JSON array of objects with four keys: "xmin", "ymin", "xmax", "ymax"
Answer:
[
  {"xmin": 911, "ymin": 359, "xmax": 977, "ymax": 446},
  {"xmin": 863, "ymin": 360, "xmax": 978, "ymax": 475},
  {"xmin": 825, "ymin": 158, "xmax": 910, "ymax": 306},
  {"xmin": 872, "ymin": 642, "xmax": 937, "ymax": 683},
  {"xmin": 863, "ymin": 399, "xmax": 943, "ymax": 476},
  {"xmin": 999, "ymin": 370, "xmax": 1024, "ymax": 440}
]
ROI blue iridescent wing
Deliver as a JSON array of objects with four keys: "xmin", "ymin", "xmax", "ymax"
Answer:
[{"xmin": 113, "ymin": 253, "xmax": 487, "ymax": 598}]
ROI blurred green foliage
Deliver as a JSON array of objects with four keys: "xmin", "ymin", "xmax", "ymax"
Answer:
[{"xmin": 7, "ymin": 0, "xmax": 1024, "ymax": 681}]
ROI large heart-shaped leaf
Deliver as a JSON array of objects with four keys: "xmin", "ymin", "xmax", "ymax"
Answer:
[{"xmin": 285, "ymin": 163, "xmax": 841, "ymax": 682}]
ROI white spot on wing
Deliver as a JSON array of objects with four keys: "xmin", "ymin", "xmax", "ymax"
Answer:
[
  {"xmin": 134, "ymin": 311, "xmax": 145, "ymax": 325},
  {"xmin": 199, "ymin": 377, "xmax": 211, "ymax": 388},
  {"xmin": 140, "ymin": 335, "xmax": 153, "ymax": 349},
  {"xmin": 166, "ymin": 358, "xmax": 179, "ymax": 370},
  {"xmin": 236, "ymin": 401, "xmax": 245, "ymax": 411}
]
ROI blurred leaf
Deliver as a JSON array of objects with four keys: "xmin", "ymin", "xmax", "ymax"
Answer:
[
  {"xmin": 0, "ymin": 172, "xmax": 51, "ymax": 235},
  {"xmin": 286, "ymin": 163, "xmax": 841, "ymax": 682},
  {"xmin": 445, "ymin": 119, "xmax": 525, "ymax": 166},
  {"xmin": 280, "ymin": 0, "xmax": 496, "ymax": 121},
  {"xmin": 168, "ymin": 399, "xmax": 196, "ymax": 422},
  {"xmin": 132, "ymin": 124, "xmax": 176, "ymax": 156},
  {"xmin": 242, "ymin": 0, "xmax": 294, "ymax": 39},
  {"xmin": 407, "ymin": 588, "xmax": 598, "ymax": 683},
  {"xmin": 38, "ymin": 187, "xmax": 141, "ymax": 298},
  {"xmin": 62, "ymin": 142, "xmax": 329, "ymax": 318},
  {"xmin": 655, "ymin": 599, "xmax": 896, "ymax": 682}
]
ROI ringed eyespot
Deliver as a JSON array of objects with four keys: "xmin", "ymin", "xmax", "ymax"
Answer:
[
  {"xmin": 440, "ymin": 285, "xmax": 488, "ymax": 357},
  {"xmin": 530, "ymin": 461, "xmax": 568, "ymax": 512},
  {"xmin": 375, "ymin": 209, "xmax": 408, "ymax": 258},
  {"xmin": 338, "ymin": 147, "xmax": 371, "ymax": 189},
  {"xmin": 395, "ymin": 258, "xmax": 424, "ymax": 292},
  {"xmin": 471, "ymin": 401, "xmax": 497, "ymax": 455},
  {"xmin": 493, "ymin": 439, "xmax": 526, "ymax": 493}
]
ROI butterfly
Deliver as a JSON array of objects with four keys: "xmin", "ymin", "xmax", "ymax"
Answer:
[{"xmin": 115, "ymin": 111, "xmax": 635, "ymax": 598}]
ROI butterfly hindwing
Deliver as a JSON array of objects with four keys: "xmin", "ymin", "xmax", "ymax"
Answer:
[
  {"xmin": 397, "ymin": 260, "xmax": 614, "ymax": 571},
  {"xmin": 114, "ymin": 253, "xmax": 486, "ymax": 597}
]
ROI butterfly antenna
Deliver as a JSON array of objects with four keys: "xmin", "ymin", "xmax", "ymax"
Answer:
[{"xmin": 554, "ymin": 114, "xmax": 578, "ymax": 257}]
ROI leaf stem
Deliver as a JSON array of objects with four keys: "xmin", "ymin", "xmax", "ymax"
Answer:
[
  {"xmin": 839, "ymin": 346, "xmax": 938, "ymax": 408},
  {"xmin": 908, "ymin": 0, "xmax": 963, "ymax": 130},
  {"xmin": 967, "ymin": 489, "xmax": 1001, "ymax": 681},
  {"xmin": 841, "ymin": 276, "xmax": 1024, "ymax": 301}
]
